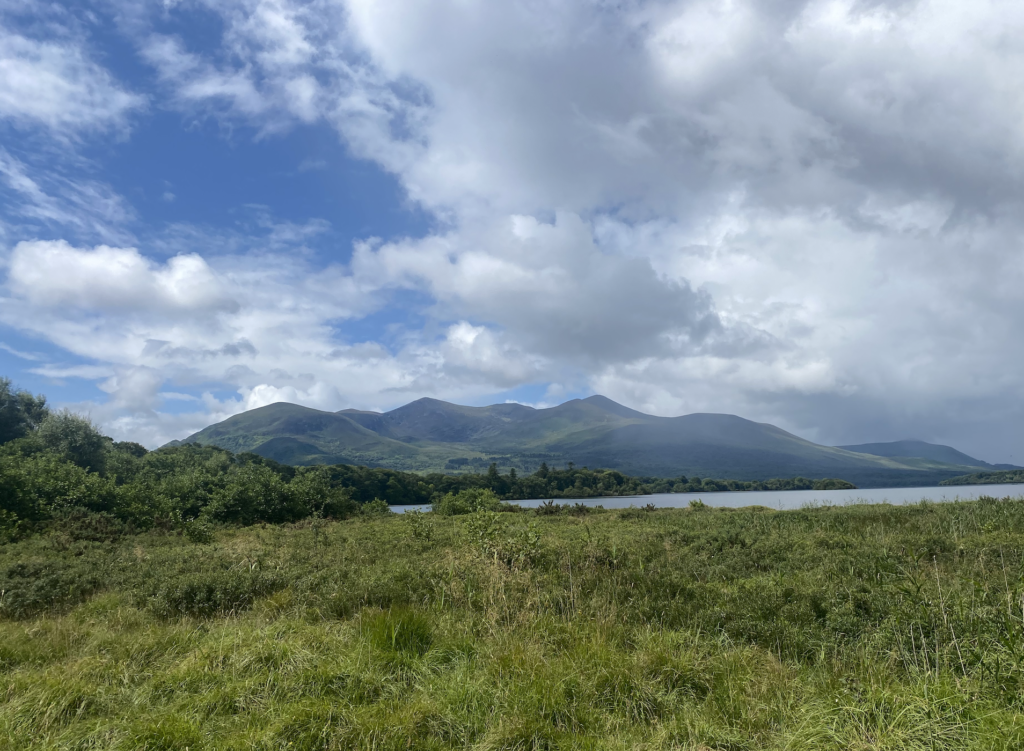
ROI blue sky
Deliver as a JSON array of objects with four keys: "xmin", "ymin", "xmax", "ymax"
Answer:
[{"xmin": 1, "ymin": 0, "xmax": 1022, "ymax": 464}]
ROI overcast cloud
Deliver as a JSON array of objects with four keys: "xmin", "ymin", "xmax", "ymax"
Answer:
[{"xmin": 0, "ymin": 0, "xmax": 1021, "ymax": 462}]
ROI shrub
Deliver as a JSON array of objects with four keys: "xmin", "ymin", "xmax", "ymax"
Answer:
[
  {"xmin": 466, "ymin": 512, "xmax": 542, "ymax": 568},
  {"xmin": 432, "ymin": 488, "xmax": 502, "ymax": 516},
  {"xmin": 362, "ymin": 498, "xmax": 393, "ymax": 516},
  {"xmin": 0, "ymin": 559, "xmax": 104, "ymax": 618},
  {"xmin": 149, "ymin": 570, "xmax": 283, "ymax": 618},
  {"xmin": 0, "ymin": 378, "xmax": 48, "ymax": 445},
  {"xmin": 36, "ymin": 410, "xmax": 107, "ymax": 473},
  {"xmin": 50, "ymin": 508, "xmax": 127, "ymax": 542},
  {"xmin": 204, "ymin": 464, "xmax": 294, "ymax": 524},
  {"xmin": 181, "ymin": 516, "xmax": 215, "ymax": 544},
  {"xmin": 404, "ymin": 510, "xmax": 434, "ymax": 542},
  {"xmin": 290, "ymin": 467, "xmax": 358, "ymax": 519}
]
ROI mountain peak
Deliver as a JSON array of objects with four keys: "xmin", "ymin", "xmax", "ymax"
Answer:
[{"xmin": 579, "ymin": 395, "xmax": 653, "ymax": 419}]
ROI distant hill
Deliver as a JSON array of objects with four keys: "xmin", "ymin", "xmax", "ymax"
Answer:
[
  {"xmin": 837, "ymin": 440, "xmax": 1022, "ymax": 473},
  {"xmin": 170, "ymin": 395, "xmax": 989, "ymax": 487},
  {"xmin": 836, "ymin": 440, "xmax": 991, "ymax": 468}
]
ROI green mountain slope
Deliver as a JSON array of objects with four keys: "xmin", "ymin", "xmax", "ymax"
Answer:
[
  {"xmin": 836, "ymin": 440, "xmax": 991, "ymax": 468},
  {"xmin": 171, "ymin": 396, "xmax": 985, "ymax": 486}
]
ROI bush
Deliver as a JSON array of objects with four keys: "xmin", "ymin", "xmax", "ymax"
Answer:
[
  {"xmin": 50, "ymin": 508, "xmax": 127, "ymax": 543},
  {"xmin": 36, "ymin": 410, "xmax": 108, "ymax": 473},
  {"xmin": 361, "ymin": 498, "xmax": 393, "ymax": 516},
  {"xmin": 148, "ymin": 570, "xmax": 283, "ymax": 618},
  {"xmin": 204, "ymin": 464, "xmax": 294, "ymax": 524},
  {"xmin": 466, "ymin": 512, "xmax": 541, "ymax": 568},
  {"xmin": 432, "ymin": 488, "xmax": 502, "ymax": 516},
  {"xmin": 0, "ymin": 378, "xmax": 48, "ymax": 445},
  {"xmin": 181, "ymin": 516, "xmax": 215, "ymax": 544},
  {"xmin": 0, "ymin": 559, "xmax": 104, "ymax": 618},
  {"xmin": 0, "ymin": 451, "xmax": 116, "ymax": 522},
  {"xmin": 290, "ymin": 467, "xmax": 358, "ymax": 518}
]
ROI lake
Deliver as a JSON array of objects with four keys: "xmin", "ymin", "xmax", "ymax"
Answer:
[{"xmin": 390, "ymin": 482, "xmax": 1024, "ymax": 513}]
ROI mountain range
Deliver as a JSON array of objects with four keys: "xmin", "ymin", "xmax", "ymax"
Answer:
[{"xmin": 168, "ymin": 395, "xmax": 1012, "ymax": 488}]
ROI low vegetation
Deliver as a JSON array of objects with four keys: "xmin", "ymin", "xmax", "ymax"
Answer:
[
  {"xmin": 2, "ymin": 494, "xmax": 1024, "ymax": 748},
  {"xmin": 941, "ymin": 469, "xmax": 1024, "ymax": 486}
]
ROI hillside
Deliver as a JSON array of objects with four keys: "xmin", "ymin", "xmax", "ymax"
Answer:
[
  {"xmin": 171, "ymin": 395, "xmax": 985, "ymax": 486},
  {"xmin": 837, "ymin": 439, "xmax": 990, "ymax": 468}
]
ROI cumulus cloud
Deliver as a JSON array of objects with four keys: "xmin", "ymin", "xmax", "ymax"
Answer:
[
  {"xmin": 0, "ymin": 236, "xmax": 538, "ymax": 445},
  {"xmin": 353, "ymin": 212, "xmax": 726, "ymax": 363},
  {"xmin": 3, "ymin": 0, "xmax": 1024, "ymax": 462},
  {"xmin": 7, "ymin": 241, "xmax": 235, "ymax": 313}
]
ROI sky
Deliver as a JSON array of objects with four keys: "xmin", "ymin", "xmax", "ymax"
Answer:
[{"xmin": 0, "ymin": 0, "xmax": 1021, "ymax": 463}]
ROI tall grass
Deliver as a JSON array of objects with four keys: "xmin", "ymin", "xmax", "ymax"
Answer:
[{"xmin": 1, "ymin": 497, "xmax": 1024, "ymax": 749}]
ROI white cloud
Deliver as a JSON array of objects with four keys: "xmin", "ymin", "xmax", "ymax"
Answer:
[
  {"xmin": 7, "ymin": 241, "xmax": 235, "ymax": 313},
  {"xmin": 0, "ymin": 236, "xmax": 537, "ymax": 446},
  {"xmin": 0, "ymin": 28, "xmax": 143, "ymax": 136},
  {"xmin": 0, "ymin": 148, "xmax": 136, "ymax": 244},
  {"xmin": 6, "ymin": 0, "xmax": 1024, "ymax": 463}
]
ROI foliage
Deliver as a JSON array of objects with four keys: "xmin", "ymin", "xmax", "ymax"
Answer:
[
  {"xmin": 0, "ymin": 377, "xmax": 872, "ymax": 542},
  {"xmin": 0, "ymin": 377, "xmax": 47, "ymax": 445},
  {"xmin": 466, "ymin": 511, "xmax": 541, "ymax": 567},
  {"xmin": 36, "ymin": 409, "xmax": 108, "ymax": 473},
  {"xmin": 432, "ymin": 487, "xmax": 502, "ymax": 515},
  {"xmin": 941, "ymin": 469, "xmax": 1024, "ymax": 486},
  {"xmin": 360, "ymin": 498, "xmax": 393, "ymax": 516}
]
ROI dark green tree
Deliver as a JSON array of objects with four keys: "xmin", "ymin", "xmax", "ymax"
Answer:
[
  {"xmin": 37, "ymin": 410, "xmax": 107, "ymax": 473},
  {"xmin": 0, "ymin": 378, "xmax": 49, "ymax": 444}
]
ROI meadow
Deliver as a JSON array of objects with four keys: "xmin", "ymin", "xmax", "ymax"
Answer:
[{"xmin": 2, "ymin": 496, "xmax": 1024, "ymax": 750}]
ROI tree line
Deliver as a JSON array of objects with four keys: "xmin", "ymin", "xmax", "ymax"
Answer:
[{"xmin": 0, "ymin": 378, "xmax": 854, "ymax": 539}]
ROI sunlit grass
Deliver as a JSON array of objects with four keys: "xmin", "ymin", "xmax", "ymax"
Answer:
[{"xmin": 2, "ymin": 498, "xmax": 1024, "ymax": 749}]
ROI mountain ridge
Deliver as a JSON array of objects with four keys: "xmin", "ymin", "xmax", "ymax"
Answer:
[{"xmin": 169, "ymin": 396, "xmax": 990, "ymax": 487}]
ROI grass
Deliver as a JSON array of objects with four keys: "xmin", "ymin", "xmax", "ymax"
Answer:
[{"xmin": 2, "ymin": 497, "xmax": 1024, "ymax": 749}]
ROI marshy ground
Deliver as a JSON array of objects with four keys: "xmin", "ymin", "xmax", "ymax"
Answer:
[{"xmin": 2, "ymin": 498, "xmax": 1024, "ymax": 749}]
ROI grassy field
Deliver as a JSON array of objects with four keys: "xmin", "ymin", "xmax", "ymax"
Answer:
[{"xmin": 2, "ymin": 497, "xmax": 1024, "ymax": 749}]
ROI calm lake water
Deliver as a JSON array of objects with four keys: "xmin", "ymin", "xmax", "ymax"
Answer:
[{"xmin": 390, "ymin": 483, "xmax": 1024, "ymax": 513}]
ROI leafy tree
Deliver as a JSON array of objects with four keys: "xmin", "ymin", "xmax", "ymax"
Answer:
[
  {"xmin": 36, "ymin": 410, "xmax": 108, "ymax": 473},
  {"xmin": 113, "ymin": 441, "xmax": 148, "ymax": 458},
  {"xmin": 361, "ymin": 498, "xmax": 393, "ymax": 516},
  {"xmin": 0, "ymin": 451, "xmax": 116, "ymax": 523},
  {"xmin": 0, "ymin": 378, "xmax": 48, "ymax": 444},
  {"xmin": 205, "ymin": 464, "xmax": 299, "ymax": 524},
  {"xmin": 290, "ymin": 466, "xmax": 357, "ymax": 518}
]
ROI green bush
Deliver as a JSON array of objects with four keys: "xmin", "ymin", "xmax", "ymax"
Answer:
[
  {"xmin": 466, "ymin": 511, "xmax": 541, "ymax": 568},
  {"xmin": 36, "ymin": 410, "xmax": 108, "ymax": 473},
  {"xmin": 148, "ymin": 570, "xmax": 283, "ymax": 618},
  {"xmin": 181, "ymin": 516, "xmax": 215, "ymax": 544},
  {"xmin": 0, "ymin": 559, "xmax": 104, "ymax": 618},
  {"xmin": 361, "ymin": 498, "xmax": 392, "ymax": 516},
  {"xmin": 432, "ymin": 487, "xmax": 502, "ymax": 516}
]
